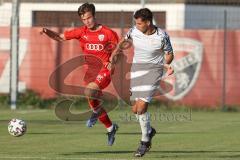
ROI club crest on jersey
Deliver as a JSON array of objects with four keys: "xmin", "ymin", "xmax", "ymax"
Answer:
[
  {"xmin": 161, "ymin": 38, "xmax": 203, "ymax": 100},
  {"xmin": 98, "ymin": 34, "xmax": 104, "ymax": 41}
]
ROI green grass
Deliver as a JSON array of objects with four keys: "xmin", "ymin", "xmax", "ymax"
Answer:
[{"xmin": 0, "ymin": 106, "xmax": 240, "ymax": 160}]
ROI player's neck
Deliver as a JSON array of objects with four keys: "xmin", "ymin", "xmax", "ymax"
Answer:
[
  {"xmin": 89, "ymin": 24, "xmax": 102, "ymax": 31},
  {"xmin": 145, "ymin": 25, "xmax": 156, "ymax": 35}
]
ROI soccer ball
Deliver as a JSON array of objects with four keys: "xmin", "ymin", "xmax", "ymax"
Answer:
[{"xmin": 8, "ymin": 118, "xmax": 27, "ymax": 137}]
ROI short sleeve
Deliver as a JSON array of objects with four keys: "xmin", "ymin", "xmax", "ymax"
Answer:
[
  {"xmin": 64, "ymin": 28, "xmax": 83, "ymax": 40},
  {"xmin": 124, "ymin": 28, "xmax": 133, "ymax": 40},
  {"xmin": 163, "ymin": 32, "xmax": 173, "ymax": 54},
  {"xmin": 109, "ymin": 30, "xmax": 119, "ymax": 44}
]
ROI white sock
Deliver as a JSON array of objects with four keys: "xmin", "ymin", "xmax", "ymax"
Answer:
[
  {"xmin": 107, "ymin": 125, "xmax": 113, "ymax": 132},
  {"xmin": 137, "ymin": 112, "xmax": 151, "ymax": 142},
  {"xmin": 135, "ymin": 114, "xmax": 139, "ymax": 121}
]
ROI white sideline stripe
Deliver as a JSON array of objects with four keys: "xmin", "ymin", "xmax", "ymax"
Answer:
[{"xmin": 0, "ymin": 156, "xmax": 139, "ymax": 160}]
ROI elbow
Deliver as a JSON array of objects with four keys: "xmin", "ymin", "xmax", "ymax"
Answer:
[{"xmin": 165, "ymin": 53, "xmax": 174, "ymax": 64}]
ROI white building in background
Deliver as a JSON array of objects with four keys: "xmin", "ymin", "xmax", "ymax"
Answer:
[
  {"xmin": 0, "ymin": 2, "xmax": 184, "ymax": 30},
  {"xmin": 0, "ymin": 0, "xmax": 240, "ymax": 29}
]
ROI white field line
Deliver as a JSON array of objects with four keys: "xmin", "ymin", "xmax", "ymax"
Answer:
[{"xmin": 0, "ymin": 156, "xmax": 140, "ymax": 160}]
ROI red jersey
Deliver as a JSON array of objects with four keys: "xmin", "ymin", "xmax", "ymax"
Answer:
[{"xmin": 64, "ymin": 25, "xmax": 119, "ymax": 63}]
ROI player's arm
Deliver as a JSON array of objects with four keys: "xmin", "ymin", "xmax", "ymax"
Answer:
[
  {"xmin": 107, "ymin": 29, "xmax": 133, "ymax": 71},
  {"xmin": 109, "ymin": 38, "xmax": 133, "ymax": 65},
  {"xmin": 109, "ymin": 38, "xmax": 126, "ymax": 64},
  {"xmin": 109, "ymin": 28, "xmax": 133, "ymax": 65},
  {"xmin": 164, "ymin": 52, "xmax": 174, "ymax": 76},
  {"xmin": 165, "ymin": 52, "xmax": 174, "ymax": 65},
  {"xmin": 163, "ymin": 33, "xmax": 174, "ymax": 76},
  {"xmin": 41, "ymin": 28, "xmax": 66, "ymax": 42}
]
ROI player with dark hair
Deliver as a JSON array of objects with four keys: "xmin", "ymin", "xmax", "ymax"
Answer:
[
  {"xmin": 42, "ymin": 2, "xmax": 119, "ymax": 146},
  {"xmin": 111, "ymin": 8, "xmax": 174, "ymax": 157}
]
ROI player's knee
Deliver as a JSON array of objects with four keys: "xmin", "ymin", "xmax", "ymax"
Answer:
[
  {"xmin": 85, "ymin": 88, "xmax": 99, "ymax": 98},
  {"xmin": 136, "ymin": 100, "xmax": 148, "ymax": 115},
  {"xmin": 132, "ymin": 105, "xmax": 137, "ymax": 114},
  {"xmin": 84, "ymin": 88, "xmax": 92, "ymax": 97},
  {"xmin": 84, "ymin": 83, "xmax": 100, "ymax": 98},
  {"xmin": 136, "ymin": 108, "xmax": 147, "ymax": 115}
]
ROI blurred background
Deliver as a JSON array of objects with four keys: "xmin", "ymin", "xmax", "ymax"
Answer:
[{"xmin": 0, "ymin": 0, "xmax": 240, "ymax": 110}]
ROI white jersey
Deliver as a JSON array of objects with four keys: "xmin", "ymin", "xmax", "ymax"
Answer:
[
  {"xmin": 125, "ymin": 26, "xmax": 173, "ymax": 64},
  {"xmin": 126, "ymin": 26, "xmax": 174, "ymax": 102}
]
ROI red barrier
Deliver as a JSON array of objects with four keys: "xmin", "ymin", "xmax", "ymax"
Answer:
[{"xmin": 0, "ymin": 27, "xmax": 239, "ymax": 107}]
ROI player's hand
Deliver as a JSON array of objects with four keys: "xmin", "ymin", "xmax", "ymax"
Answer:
[
  {"xmin": 106, "ymin": 62, "xmax": 112, "ymax": 71},
  {"xmin": 105, "ymin": 62, "xmax": 115, "ymax": 72},
  {"xmin": 110, "ymin": 49, "xmax": 123, "ymax": 62},
  {"xmin": 164, "ymin": 64, "xmax": 174, "ymax": 76},
  {"xmin": 41, "ymin": 28, "xmax": 64, "ymax": 42},
  {"xmin": 118, "ymin": 39, "xmax": 132, "ymax": 50}
]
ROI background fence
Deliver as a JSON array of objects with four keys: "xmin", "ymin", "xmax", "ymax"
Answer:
[{"xmin": 0, "ymin": 0, "xmax": 240, "ymax": 109}]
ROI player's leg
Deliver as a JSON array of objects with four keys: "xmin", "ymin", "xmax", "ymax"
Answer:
[
  {"xmin": 133, "ymin": 98, "xmax": 156, "ymax": 157},
  {"xmin": 85, "ymin": 82, "xmax": 113, "ymax": 130},
  {"xmin": 95, "ymin": 68, "xmax": 119, "ymax": 146},
  {"xmin": 85, "ymin": 68, "xmax": 118, "ymax": 146},
  {"xmin": 84, "ymin": 82, "xmax": 101, "ymax": 127}
]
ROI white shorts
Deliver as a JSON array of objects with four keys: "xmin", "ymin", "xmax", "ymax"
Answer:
[{"xmin": 130, "ymin": 63, "xmax": 163, "ymax": 103}]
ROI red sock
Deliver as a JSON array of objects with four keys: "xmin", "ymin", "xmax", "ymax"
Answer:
[
  {"xmin": 88, "ymin": 99, "xmax": 101, "ymax": 111},
  {"xmin": 98, "ymin": 109, "xmax": 112, "ymax": 128},
  {"xmin": 88, "ymin": 99, "xmax": 112, "ymax": 128}
]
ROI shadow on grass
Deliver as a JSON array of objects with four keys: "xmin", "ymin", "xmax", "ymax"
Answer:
[
  {"xmin": 117, "ymin": 131, "xmax": 207, "ymax": 135},
  {"xmin": 27, "ymin": 131, "xmax": 210, "ymax": 135},
  {"xmin": 61, "ymin": 150, "xmax": 134, "ymax": 156}
]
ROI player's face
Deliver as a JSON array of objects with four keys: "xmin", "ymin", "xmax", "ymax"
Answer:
[
  {"xmin": 81, "ymin": 11, "xmax": 96, "ymax": 29},
  {"xmin": 134, "ymin": 18, "xmax": 150, "ymax": 34}
]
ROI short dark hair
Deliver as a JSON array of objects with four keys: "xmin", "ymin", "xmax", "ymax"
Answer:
[
  {"xmin": 78, "ymin": 2, "xmax": 95, "ymax": 17},
  {"xmin": 134, "ymin": 8, "xmax": 153, "ymax": 23}
]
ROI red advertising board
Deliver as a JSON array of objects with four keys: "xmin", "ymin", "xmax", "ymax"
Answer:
[{"xmin": 0, "ymin": 27, "xmax": 239, "ymax": 107}]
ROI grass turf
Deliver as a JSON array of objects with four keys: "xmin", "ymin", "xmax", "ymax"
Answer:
[{"xmin": 0, "ymin": 106, "xmax": 240, "ymax": 160}]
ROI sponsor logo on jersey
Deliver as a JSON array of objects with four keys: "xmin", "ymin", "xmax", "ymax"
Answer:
[
  {"xmin": 162, "ymin": 38, "xmax": 203, "ymax": 100},
  {"xmin": 98, "ymin": 34, "xmax": 104, "ymax": 41},
  {"xmin": 86, "ymin": 43, "xmax": 104, "ymax": 51}
]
